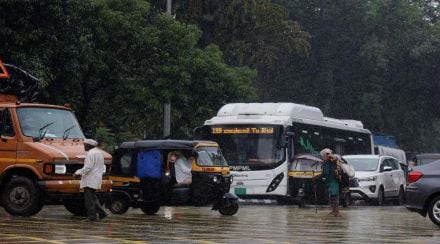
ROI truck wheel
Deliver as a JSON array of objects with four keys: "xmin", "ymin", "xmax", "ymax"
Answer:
[
  {"xmin": 141, "ymin": 203, "xmax": 160, "ymax": 215},
  {"xmin": 107, "ymin": 197, "xmax": 130, "ymax": 214},
  {"xmin": 1, "ymin": 176, "xmax": 44, "ymax": 216},
  {"xmin": 63, "ymin": 199, "xmax": 87, "ymax": 216},
  {"xmin": 428, "ymin": 196, "xmax": 440, "ymax": 226}
]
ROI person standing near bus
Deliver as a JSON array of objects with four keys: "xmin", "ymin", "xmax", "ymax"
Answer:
[
  {"xmin": 74, "ymin": 139, "xmax": 108, "ymax": 221},
  {"xmin": 315, "ymin": 148, "xmax": 342, "ymax": 217}
]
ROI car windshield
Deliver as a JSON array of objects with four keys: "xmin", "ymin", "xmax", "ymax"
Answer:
[
  {"xmin": 419, "ymin": 158, "xmax": 440, "ymax": 166},
  {"xmin": 17, "ymin": 107, "xmax": 84, "ymax": 139},
  {"xmin": 196, "ymin": 146, "xmax": 228, "ymax": 166},
  {"xmin": 345, "ymin": 158, "xmax": 379, "ymax": 171}
]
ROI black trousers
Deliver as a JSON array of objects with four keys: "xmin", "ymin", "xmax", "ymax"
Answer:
[{"xmin": 84, "ymin": 187, "xmax": 107, "ymax": 220}]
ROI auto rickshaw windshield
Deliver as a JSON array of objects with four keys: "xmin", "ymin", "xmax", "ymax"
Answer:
[
  {"xmin": 196, "ymin": 146, "xmax": 228, "ymax": 166},
  {"xmin": 291, "ymin": 159, "xmax": 321, "ymax": 171}
]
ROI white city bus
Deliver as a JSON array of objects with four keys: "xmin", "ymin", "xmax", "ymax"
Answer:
[{"xmin": 194, "ymin": 103, "xmax": 373, "ymax": 200}]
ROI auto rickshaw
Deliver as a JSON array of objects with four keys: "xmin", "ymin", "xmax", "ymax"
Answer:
[
  {"xmin": 288, "ymin": 154, "xmax": 351, "ymax": 207},
  {"xmin": 108, "ymin": 139, "xmax": 239, "ymax": 215},
  {"xmin": 288, "ymin": 154, "xmax": 326, "ymax": 207}
]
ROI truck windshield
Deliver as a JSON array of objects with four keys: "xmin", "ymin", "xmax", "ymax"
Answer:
[
  {"xmin": 205, "ymin": 125, "xmax": 284, "ymax": 170},
  {"xmin": 17, "ymin": 107, "xmax": 85, "ymax": 139},
  {"xmin": 196, "ymin": 146, "xmax": 228, "ymax": 166}
]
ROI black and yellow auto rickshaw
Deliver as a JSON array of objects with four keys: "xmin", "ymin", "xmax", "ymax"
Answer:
[
  {"xmin": 108, "ymin": 139, "xmax": 239, "ymax": 215},
  {"xmin": 288, "ymin": 154, "xmax": 326, "ymax": 207},
  {"xmin": 288, "ymin": 154, "xmax": 351, "ymax": 207}
]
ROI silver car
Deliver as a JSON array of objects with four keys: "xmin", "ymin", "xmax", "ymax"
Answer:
[
  {"xmin": 406, "ymin": 159, "xmax": 440, "ymax": 226},
  {"xmin": 345, "ymin": 155, "xmax": 406, "ymax": 205}
]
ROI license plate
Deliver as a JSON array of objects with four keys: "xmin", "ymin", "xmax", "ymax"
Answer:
[{"xmin": 235, "ymin": 188, "xmax": 246, "ymax": 195}]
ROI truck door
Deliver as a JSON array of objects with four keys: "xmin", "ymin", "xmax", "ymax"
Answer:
[{"xmin": 0, "ymin": 109, "xmax": 17, "ymax": 171}]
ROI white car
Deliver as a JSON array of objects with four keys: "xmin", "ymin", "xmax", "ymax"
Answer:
[{"xmin": 344, "ymin": 155, "xmax": 406, "ymax": 205}]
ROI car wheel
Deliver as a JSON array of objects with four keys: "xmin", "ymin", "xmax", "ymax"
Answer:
[
  {"xmin": 1, "ymin": 176, "xmax": 44, "ymax": 216},
  {"xmin": 428, "ymin": 196, "xmax": 440, "ymax": 227},
  {"xmin": 376, "ymin": 187, "xmax": 384, "ymax": 206},
  {"xmin": 397, "ymin": 186, "xmax": 405, "ymax": 205}
]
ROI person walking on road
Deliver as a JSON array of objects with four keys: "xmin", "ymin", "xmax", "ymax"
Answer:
[
  {"xmin": 74, "ymin": 138, "xmax": 108, "ymax": 221},
  {"xmin": 314, "ymin": 148, "xmax": 342, "ymax": 217}
]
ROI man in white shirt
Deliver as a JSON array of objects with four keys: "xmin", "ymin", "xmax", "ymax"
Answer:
[
  {"xmin": 171, "ymin": 152, "xmax": 192, "ymax": 185},
  {"xmin": 74, "ymin": 139, "xmax": 108, "ymax": 221}
]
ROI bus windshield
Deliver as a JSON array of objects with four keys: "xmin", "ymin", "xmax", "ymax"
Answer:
[
  {"xmin": 17, "ymin": 107, "xmax": 85, "ymax": 139},
  {"xmin": 196, "ymin": 146, "xmax": 228, "ymax": 166},
  {"xmin": 205, "ymin": 125, "xmax": 284, "ymax": 170}
]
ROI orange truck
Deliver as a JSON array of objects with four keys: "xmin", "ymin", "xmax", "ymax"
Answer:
[{"xmin": 0, "ymin": 61, "xmax": 112, "ymax": 216}]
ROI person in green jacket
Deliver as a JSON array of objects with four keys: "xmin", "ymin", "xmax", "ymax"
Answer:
[{"xmin": 316, "ymin": 148, "xmax": 341, "ymax": 217}]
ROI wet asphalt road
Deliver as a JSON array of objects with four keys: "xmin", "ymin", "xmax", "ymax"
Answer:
[{"xmin": 0, "ymin": 204, "xmax": 439, "ymax": 243}]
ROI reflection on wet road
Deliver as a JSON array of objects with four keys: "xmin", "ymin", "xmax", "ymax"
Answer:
[{"xmin": 0, "ymin": 205, "xmax": 438, "ymax": 243}]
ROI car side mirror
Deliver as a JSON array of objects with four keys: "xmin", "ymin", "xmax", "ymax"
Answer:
[{"xmin": 383, "ymin": 166, "xmax": 392, "ymax": 172}]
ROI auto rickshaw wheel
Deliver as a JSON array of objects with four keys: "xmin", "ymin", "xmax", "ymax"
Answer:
[
  {"xmin": 298, "ymin": 199, "xmax": 306, "ymax": 208},
  {"xmin": 63, "ymin": 198, "xmax": 87, "ymax": 216},
  {"xmin": 107, "ymin": 197, "xmax": 130, "ymax": 214},
  {"xmin": 141, "ymin": 203, "xmax": 160, "ymax": 215},
  {"xmin": 218, "ymin": 200, "xmax": 239, "ymax": 216}
]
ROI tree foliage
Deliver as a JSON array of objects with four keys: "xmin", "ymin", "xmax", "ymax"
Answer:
[
  {"xmin": 0, "ymin": 0, "xmax": 257, "ymax": 149},
  {"xmin": 2, "ymin": 0, "xmax": 440, "ymax": 152}
]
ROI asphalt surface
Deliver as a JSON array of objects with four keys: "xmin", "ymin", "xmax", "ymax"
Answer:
[{"xmin": 0, "ymin": 204, "xmax": 439, "ymax": 243}]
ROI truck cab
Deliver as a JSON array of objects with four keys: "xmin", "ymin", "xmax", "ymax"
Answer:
[{"xmin": 0, "ymin": 94, "xmax": 112, "ymax": 216}]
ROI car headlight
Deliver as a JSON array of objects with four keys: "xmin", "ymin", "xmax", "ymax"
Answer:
[{"xmin": 358, "ymin": 176, "xmax": 377, "ymax": 182}]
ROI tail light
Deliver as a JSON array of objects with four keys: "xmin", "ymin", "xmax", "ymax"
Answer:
[{"xmin": 408, "ymin": 171, "xmax": 423, "ymax": 183}]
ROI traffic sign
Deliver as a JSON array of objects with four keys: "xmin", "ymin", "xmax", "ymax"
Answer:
[{"xmin": 0, "ymin": 59, "xmax": 10, "ymax": 79}]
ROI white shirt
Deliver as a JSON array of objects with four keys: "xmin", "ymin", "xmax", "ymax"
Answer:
[
  {"xmin": 75, "ymin": 147, "xmax": 105, "ymax": 189},
  {"xmin": 175, "ymin": 156, "xmax": 192, "ymax": 184}
]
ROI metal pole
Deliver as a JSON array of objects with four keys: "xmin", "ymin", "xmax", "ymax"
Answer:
[
  {"xmin": 166, "ymin": 0, "xmax": 172, "ymax": 14},
  {"xmin": 164, "ymin": 103, "xmax": 171, "ymax": 138},
  {"xmin": 163, "ymin": 0, "xmax": 172, "ymax": 138}
]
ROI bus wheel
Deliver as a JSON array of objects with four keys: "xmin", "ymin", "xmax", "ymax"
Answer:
[
  {"xmin": 1, "ymin": 176, "xmax": 44, "ymax": 216},
  {"xmin": 141, "ymin": 203, "xmax": 160, "ymax": 215},
  {"xmin": 107, "ymin": 197, "xmax": 130, "ymax": 214},
  {"xmin": 63, "ymin": 198, "xmax": 87, "ymax": 216}
]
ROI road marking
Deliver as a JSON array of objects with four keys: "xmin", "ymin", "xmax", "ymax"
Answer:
[{"xmin": 0, "ymin": 233, "xmax": 64, "ymax": 244}]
